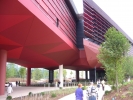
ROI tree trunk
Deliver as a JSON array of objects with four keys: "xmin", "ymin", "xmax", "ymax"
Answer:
[{"xmin": 115, "ymin": 67, "xmax": 119, "ymax": 92}]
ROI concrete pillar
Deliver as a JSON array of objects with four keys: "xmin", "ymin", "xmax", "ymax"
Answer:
[
  {"xmin": 76, "ymin": 70, "xmax": 79, "ymax": 82},
  {"xmin": 85, "ymin": 70, "xmax": 88, "ymax": 80},
  {"xmin": 59, "ymin": 65, "xmax": 63, "ymax": 87},
  {"xmin": 26, "ymin": 68, "xmax": 31, "ymax": 86},
  {"xmin": 0, "ymin": 50, "xmax": 7, "ymax": 95},
  {"xmin": 49, "ymin": 70, "xmax": 54, "ymax": 83}
]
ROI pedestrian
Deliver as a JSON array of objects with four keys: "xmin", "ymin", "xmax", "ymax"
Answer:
[
  {"xmin": 16, "ymin": 81, "xmax": 18, "ymax": 87},
  {"xmin": 87, "ymin": 82, "xmax": 98, "ymax": 100},
  {"xmin": 58, "ymin": 81, "xmax": 60, "ymax": 87},
  {"xmin": 75, "ymin": 83, "xmax": 83, "ymax": 100},
  {"xmin": 7, "ymin": 83, "xmax": 13, "ymax": 96},
  {"xmin": 18, "ymin": 81, "xmax": 20, "ymax": 86},
  {"xmin": 97, "ymin": 80, "xmax": 105, "ymax": 100}
]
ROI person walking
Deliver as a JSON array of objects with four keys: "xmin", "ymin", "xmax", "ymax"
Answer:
[
  {"xmin": 97, "ymin": 80, "xmax": 105, "ymax": 100},
  {"xmin": 75, "ymin": 83, "xmax": 83, "ymax": 100},
  {"xmin": 7, "ymin": 83, "xmax": 13, "ymax": 96},
  {"xmin": 87, "ymin": 82, "xmax": 98, "ymax": 100},
  {"xmin": 16, "ymin": 81, "xmax": 18, "ymax": 87}
]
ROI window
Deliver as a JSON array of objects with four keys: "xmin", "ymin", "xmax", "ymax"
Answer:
[{"xmin": 56, "ymin": 18, "xmax": 59, "ymax": 27}]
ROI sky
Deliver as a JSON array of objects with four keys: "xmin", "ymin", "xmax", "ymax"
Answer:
[{"xmin": 72, "ymin": 0, "xmax": 133, "ymax": 41}]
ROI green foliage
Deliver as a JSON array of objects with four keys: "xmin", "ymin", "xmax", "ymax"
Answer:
[
  {"xmin": 43, "ymin": 69, "xmax": 49, "ymax": 79},
  {"xmin": 54, "ymin": 70, "xmax": 58, "ymax": 79},
  {"xmin": 6, "ymin": 96, "xmax": 12, "ymax": 100},
  {"xmin": 70, "ymin": 70, "xmax": 73, "ymax": 78},
  {"xmin": 63, "ymin": 69, "xmax": 67, "ymax": 79},
  {"xmin": 41, "ymin": 92, "xmax": 45, "ymax": 96},
  {"xmin": 32, "ymin": 68, "xmax": 43, "ymax": 80},
  {"xmin": 28, "ymin": 92, "xmax": 33, "ymax": 96},
  {"xmin": 105, "ymin": 90, "xmax": 111, "ymax": 95},
  {"xmin": 6, "ymin": 63, "xmax": 19, "ymax": 79},
  {"xmin": 112, "ymin": 85, "xmax": 116, "ymax": 90},
  {"xmin": 122, "ymin": 56, "xmax": 133, "ymax": 77},
  {"xmin": 121, "ymin": 95, "xmax": 126, "ymax": 98},
  {"xmin": 19, "ymin": 67, "xmax": 26, "ymax": 82},
  {"xmin": 98, "ymin": 27, "xmax": 130, "ymax": 92},
  {"xmin": 51, "ymin": 93, "xmax": 57, "ymax": 98},
  {"xmin": 59, "ymin": 87, "xmax": 63, "ymax": 89},
  {"xmin": 82, "ymin": 86, "xmax": 87, "ymax": 90}
]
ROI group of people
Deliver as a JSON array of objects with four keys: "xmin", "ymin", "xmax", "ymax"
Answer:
[
  {"xmin": 16, "ymin": 81, "xmax": 20, "ymax": 87},
  {"xmin": 75, "ymin": 80, "xmax": 105, "ymax": 100}
]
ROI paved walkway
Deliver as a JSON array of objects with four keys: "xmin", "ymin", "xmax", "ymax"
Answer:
[
  {"xmin": 0, "ymin": 86, "xmax": 60, "ymax": 100},
  {"xmin": 59, "ymin": 85, "xmax": 111, "ymax": 100},
  {"xmin": 0, "ymin": 85, "xmax": 111, "ymax": 100},
  {"xmin": 59, "ymin": 90, "xmax": 87, "ymax": 100}
]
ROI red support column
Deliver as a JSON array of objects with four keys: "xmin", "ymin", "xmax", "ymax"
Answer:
[
  {"xmin": 0, "ymin": 50, "xmax": 7, "ymax": 95},
  {"xmin": 26, "ymin": 68, "xmax": 31, "ymax": 86},
  {"xmin": 76, "ymin": 70, "xmax": 79, "ymax": 82}
]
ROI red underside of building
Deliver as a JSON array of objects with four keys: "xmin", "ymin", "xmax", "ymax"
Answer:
[{"xmin": 0, "ymin": 0, "xmax": 102, "ymax": 70}]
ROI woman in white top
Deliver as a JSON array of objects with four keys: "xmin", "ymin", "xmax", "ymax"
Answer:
[
  {"xmin": 7, "ymin": 83, "xmax": 13, "ymax": 96},
  {"xmin": 97, "ymin": 80, "xmax": 105, "ymax": 100}
]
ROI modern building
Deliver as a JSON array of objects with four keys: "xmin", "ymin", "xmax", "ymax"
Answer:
[{"xmin": 0, "ymin": 0, "xmax": 133, "ymax": 95}]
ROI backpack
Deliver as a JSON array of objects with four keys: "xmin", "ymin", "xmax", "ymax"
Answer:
[
  {"xmin": 97, "ymin": 83, "xmax": 100, "ymax": 88},
  {"xmin": 91, "ymin": 86, "xmax": 97, "ymax": 93}
]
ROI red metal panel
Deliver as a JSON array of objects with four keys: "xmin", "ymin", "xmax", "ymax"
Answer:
[
  {"xmin": 41, "ymin": 0, "xmax": 76, "ymax": 44},
  {"xmin": 61, "ymin": 0, "xmax": 76, "ymax": 26},
  {"xmin": 57, "ymin": 0, "xmax": 76, "ymax": 31},
  {"xmin": 52, "ymin": 0, "xmax": 76, "ymax": 38}
]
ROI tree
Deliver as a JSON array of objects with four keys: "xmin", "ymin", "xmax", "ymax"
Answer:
[
  {"xmin": 6, "ymin": 63, "xmax": 19, "ymax": 81},
  {"xmin": 43, "ymin": 69, "xmax": 49, "ymax": 79},
  {"xmin": 98, "ymin": 27, "xmax": 130, "ymax": 92},
  {"xmin": 63, "ymin": 69, "xmax": 67, "ymax": 80},
  {"xmin": 32, "ymin": 68, "xmax": 43, "ymax": 80},
  {"xmin": 54, "ymin": 70, "xmax": 58, "ymax": 79},
  {"xmin": 81, "ymin": 71, "xmax": 83, "ymax": 79},
  {"xmin": 6, "ymin": 65, "xmax": 11, "ymax": 80},
  {"xmin": 123, "ymin": 56, "xmax": 133, "ymax": 77},
  {"xmin": 19, "ymin": 67, "xmax": 26, "ymax": 82},
  {"xmin": 6, "ymin": 63, "xmax": 16, "ymax": 78},
  {"xmin": 70, "ymin": 71, "xmax": 73, "ymax": 78}
]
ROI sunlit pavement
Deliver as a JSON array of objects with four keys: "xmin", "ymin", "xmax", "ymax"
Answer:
[
  {"xmin": 0, "ymin": 85, "xmax": 111, "ymax": 100},
  {"xmin": 0, "ymin": 86, "xmax": 60, "ymax": 100}
]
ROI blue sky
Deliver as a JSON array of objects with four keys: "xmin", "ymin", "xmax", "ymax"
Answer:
[{"xmin": 73, "ymin": 0, "xmax": 133, "ymax": 40}]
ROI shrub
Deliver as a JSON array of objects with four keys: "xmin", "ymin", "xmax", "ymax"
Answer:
[
  {"xmin": 59, "ymin": 87, "xmax": 62, "ymax": 89},
  {"xmin": 105, "ymin": 90, "xmax": 111, "ymax": 95},
  {"xmin": 82, "ymin": 86, "xmax": 87, "ymax": 90},
  {"xmin": 51, "ymin": 93, "xmax": 56, "ymax": 98},
  {"xmin": 28, "ymin": 92, "xmax": 33, "ymax": 96},
  {"xmin": 41, "ymin": 92, "xmax": 45, "ymax": 96},
  {"xmin": 111, "ymin": 85, "xmax": 116, "ymax": 90},
  {"xmin": 6, "ymin": 96, "xmax": 12, "ymax": 100}
]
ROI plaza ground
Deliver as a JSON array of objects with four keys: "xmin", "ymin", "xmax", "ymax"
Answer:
[{"xmin": 0, "ymin": 84, "xmax": 111, "ymax": 100}]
